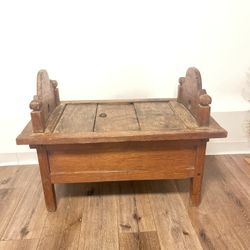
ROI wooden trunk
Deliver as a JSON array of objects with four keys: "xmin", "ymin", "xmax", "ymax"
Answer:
[{"xmin": 16, "ymin": 67, "xmax": 227, "ymax": 211}]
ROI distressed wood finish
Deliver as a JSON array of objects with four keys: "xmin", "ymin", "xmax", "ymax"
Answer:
[
  {"xmin": 177, "ymin": 67, "xmax": 212, "ymax": 126},
  {"xmin": 29, "ymin": 70, "xmax": 60, "ymax": 133},
  {"xmin": 134, "ymin": 101, "xmax": 186, "ymax": 130},
  {"xmin": 95, "ymin": 103, "xmax": 139, "ymax": 132},
  {"xmin": 16, "ymin": 67, "xmax": 227, "ymax": 211},
  {"xmin": 54, "ymin": 103, "xmax": 97, "ymax": 133}
]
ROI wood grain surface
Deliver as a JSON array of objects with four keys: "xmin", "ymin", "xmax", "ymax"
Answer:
[
  {"xmin": 54, "ymin": 104, "xmax": 97, "ymax": 133},
  {"xmin": 29, "ymin": 70, "xmax": 60, "ymax": 133},
  {"xmin": 94, "ymin": 103, "xmax": 139, "ymax": 132},
  {"xmin": 1, "ymin": 154, "xmax": 249, "ymax": 249},
  {"xmin": 20, "ymin": 67, "xmax": 227, "ymax": 141},
  {"xmin": 134, "ymin": 101, "xmax": 185, "ymax": 130},
  {"xmin": 47, "ymin": 141, "xmax": 197, "ymax": 183},
  {"xmin": 177, "ymin": 67, "xmax": 212, "ymax": 126},
  {"xmin": 16, "ymin": 99, "xmax": 227, "ymax": 145},
  {"xmin": 169, "ymin": 101, "xmax": 198, "ymax": 129}
]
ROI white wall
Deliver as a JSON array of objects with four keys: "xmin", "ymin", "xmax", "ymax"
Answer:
[
  {"xmin": 0, "ymin": 0, "xmax": 250, "ymax": 158},
  {"xmin": 207, "ymin": 111, "xmax": 250, "ymax": 155}
]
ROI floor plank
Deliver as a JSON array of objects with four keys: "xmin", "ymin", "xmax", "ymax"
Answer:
[
  {"xmin": 0, "ymin": 155, "xmax": 249, "ymax": 249},
  {"xmin": 119, "ymin": 231, "xmax": 161, "ymax": 250},
  {"xmin": 177, "ymin": 155, "xmax": 250, "ymax": 249},
  {"xmin": 119, "ymin": 232, "xmax": 139, "ymax": 250},
  {"xmin": 220, "ymin": 155, "xmax": 250, "ymax": 199},
  {"xmin": 1, "ymin": 167, "xmax": 48, "ymax": 240},
  {"xmin": 37, "ymin": 183, "xmax": 84, "ymax": 250},
  {"xmin": 132, "ymin": 181, "xmax": 157, "ymax": 232},
  {"xmin": 148, "ymin": 180, "xmax": 202, "ymax": 250},
  {"xmin": 0, "ymin": 239, "xmax": 39, "ymax": 250},
  {"xmin": 0, "ymin": 166, "xmax": 38, "ymax": 239},
  {"xmin": 244, "ymin": 157, "xmax": 250, "ymax": 165},
  {"xmin": 118, "ymin": 182, "xmax": 139, "ymax": 233},
  {"xmin": 78, "ymin": 182, "xmax": 119, "ymax": 249}
]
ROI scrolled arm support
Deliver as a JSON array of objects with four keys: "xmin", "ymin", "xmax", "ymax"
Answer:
[{"xmin": 177, "ymin": 67, "xmax": 212, "ymax": 126}]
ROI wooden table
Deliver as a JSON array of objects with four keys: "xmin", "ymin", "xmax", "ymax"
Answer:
[{"xmin": 16, "ymin": 67, "xmax": 227, "ymax": 211}]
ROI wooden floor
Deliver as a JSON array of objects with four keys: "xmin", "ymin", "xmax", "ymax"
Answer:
[{"xmin": 0, "ymin": 155, "xmax": 249, "ymax": 250}]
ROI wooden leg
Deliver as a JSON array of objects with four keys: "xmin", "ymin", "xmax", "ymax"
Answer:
[
  {"xmin": 190, "ymin": 141, "xmax": 207, "ymax": 206},
  {"xmin": 36, "ymin": 146, "xmax": 57, "ymax": 212}
]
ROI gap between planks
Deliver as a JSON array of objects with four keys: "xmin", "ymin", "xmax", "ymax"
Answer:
[
  {"xmin": 92, "ymin": 103, "xmax": 98, "ymax": 132},
  {"xmin": 132, "ymin": 103, "xmax": 142, "ymax": 131}
]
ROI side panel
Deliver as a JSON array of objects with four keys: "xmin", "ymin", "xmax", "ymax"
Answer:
[{"xmin": 46, "ymin": 141, "xmax": 198, "ymax": 183}]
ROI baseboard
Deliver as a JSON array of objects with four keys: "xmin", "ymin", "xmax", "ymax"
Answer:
[
  {"xmin": 207, "ymin": 110, "xmax": 250, "ymax": 154},
  {"xmin": 206, "ymin": 140, "xmax": 250, "ymax": 155},
  {"xmin": 0, "ymin": 152, "xmax": 38, "ymax": 167}
]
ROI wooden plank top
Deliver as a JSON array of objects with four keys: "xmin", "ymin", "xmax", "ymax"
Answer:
[
  {"xmin": 94, "ymin": 103, "xmax": 139, "ymax": 132},
  {"xmin": 16, "ymin": 99, "xmax": 227, "ymax": 145},
  {"xmin": 54, "ymin": 104, "xmax": 97, "ymax": 133},
  {"xmin": 134, "ymin": 102, "xmax": 186, "ymax": 130}
]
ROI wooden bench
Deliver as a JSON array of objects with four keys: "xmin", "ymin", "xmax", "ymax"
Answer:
[{"xmin": 16, "ymin": 67, "xmax": 227, "ymax": 212}]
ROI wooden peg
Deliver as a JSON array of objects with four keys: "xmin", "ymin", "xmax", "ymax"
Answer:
[{"xmin": 199, "ymin": 94, "xmax": 212, "ymax": 106}]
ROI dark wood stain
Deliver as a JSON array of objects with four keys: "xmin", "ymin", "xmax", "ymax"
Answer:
[
  {"xmin": 133, "ymin": 212, "xmax": 141, "ymax": 222},
  {"xmin": 86, "ymin": 188, "xmax": 95, "ymax": 196},
  {"xmin": 0, "ymin": 178, "xmax": 11, "ymax": 185},
  {"xmin": 120, "ymin": 224, "xmax": 131, "ymax": 229},
  {"xmin": 225, "ymin": 191, "xmax": 244, "ymax": 209},
  {"xmin": 20, "ymin": 226, "xmax": 29, "ymax": 238},
  {"xmin": 0, "ymin": 189, "xmax": 10, "ymax": 199},
  {"xmin": 199, "ymin": 229, "xmax": 215, "ymax": 250}
]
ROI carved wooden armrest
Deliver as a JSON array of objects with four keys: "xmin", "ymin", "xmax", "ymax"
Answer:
[
  {"xmin": 30, "ymin": 70, "xmax": 60, "ymax": 133},
  {"xmin": 177, "ymin": 67, "xmax": 212, "ymax": 126}
]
